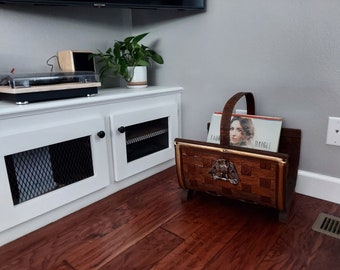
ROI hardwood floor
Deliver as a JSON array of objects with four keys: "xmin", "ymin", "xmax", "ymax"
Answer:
[{"xmin": 0, "ymin": 166, "xmax": 339, "ymax": 270}]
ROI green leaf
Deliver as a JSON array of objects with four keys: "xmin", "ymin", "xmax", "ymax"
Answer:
[
  {"xmin": 151, "ymin": 54, "xmax": 164, "ymax": 64},
  {"xmin": 132, "ymin": 32, "xmax": 149, "ymax": 45},
  {"xmin": 93, "ymin": 32, "xmax": 163, "ymax": 82}
]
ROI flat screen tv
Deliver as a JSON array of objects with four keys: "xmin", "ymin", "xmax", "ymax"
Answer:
[{"xmin": 0, "ymin": 0, "xmax": 206, "ymax": 10}]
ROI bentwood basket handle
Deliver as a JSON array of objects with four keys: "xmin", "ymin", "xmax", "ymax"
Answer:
[{"xmin": 220, "ymin": 92, "xmax": 256, "ymax": 146}]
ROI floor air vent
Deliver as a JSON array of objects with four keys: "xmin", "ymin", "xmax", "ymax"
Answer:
[{"xmin": 312, "ymin": 213, "xmax": 340, "ymax": 240}]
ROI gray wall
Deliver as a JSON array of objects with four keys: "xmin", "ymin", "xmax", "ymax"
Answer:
[
  {"xmin": 0, "ymin": 5, "xmax": 132, "ymax": 73},
  {"xmin": 1, "ymin": 0, "xmax": 340, "ymax": 179},
  {"xmin": 132, "ymin": 0, "xmax": 340, "ymax": 178}
]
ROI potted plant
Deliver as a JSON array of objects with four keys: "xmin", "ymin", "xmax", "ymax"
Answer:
[{"xmin": 92, "ymin": 32, "xmax": 164, "ymax": 88}]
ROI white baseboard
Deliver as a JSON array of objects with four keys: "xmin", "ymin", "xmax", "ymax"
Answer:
[{"xmin": 296, "ymin": 170, "xmax": 340, "ymax": 204}]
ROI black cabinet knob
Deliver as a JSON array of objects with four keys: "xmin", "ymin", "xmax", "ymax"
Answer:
[
  {"xmin": 97, "ymin": 131, "xmax": 105, "ymax": 138},
  {"xmin": 118, "ymin": 126, "xmax": 126, "ymax": 133}
]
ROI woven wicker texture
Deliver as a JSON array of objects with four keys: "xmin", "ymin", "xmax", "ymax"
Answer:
[{"xmin": 176, "ymin": 143, "xmax": 281, "ymax": 208}]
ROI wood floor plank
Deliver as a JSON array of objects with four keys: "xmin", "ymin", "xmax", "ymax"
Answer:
[
  {"xmin": 307, "ymin": 235, "xmax": 340, "ymax": 270},
  {"xmin": 151, "ymin": 195, "xmax": 256, "ymax": 270},
  {"xmin": 203, "ymin": 204, "xmax": 285, "ymax": 270},
  {"xmin": 0, "ymin": 168, "xmax": 180, "ymax": 270},
  {"xmin": 256, "ymin": 195, "xmax": 340, "ymax": 269},
  {"xmin": 307, "ymin": 205, "xmax": 340, "ymax": 270},
  {"xmin": 0, "ymin": 167, "xmax": 339, "ymax": 270},
  {"xmin": 99, "ymin": 227, "xmax": 183, "ymax": 270},
  {"xmin": 63, "ymin": 170, "xmax": 183, "ymax": 269}
]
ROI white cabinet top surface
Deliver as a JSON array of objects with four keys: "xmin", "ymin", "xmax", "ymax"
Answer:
[{"xmin": 0, "ymin": 86, "xmax": 183, "ymax": 119}]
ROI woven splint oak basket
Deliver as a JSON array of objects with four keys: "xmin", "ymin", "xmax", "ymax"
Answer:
[{"xmin": 174, "ymin": 92, "xmax": 301, "ymax": 222}]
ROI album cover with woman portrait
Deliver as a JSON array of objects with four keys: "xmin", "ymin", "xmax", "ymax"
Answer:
[{"xmin": 207, "ymin": 112, "xmax": 283, "ymax": 152}]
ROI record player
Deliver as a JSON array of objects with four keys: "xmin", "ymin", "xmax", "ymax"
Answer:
[{"xmin": 0, "ymin": 71, "xmax": 101, "ymax": 104}]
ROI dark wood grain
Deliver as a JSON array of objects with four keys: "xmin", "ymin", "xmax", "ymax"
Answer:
[
  {"xmin": 0, "ymin": 167, "xmax": 339, "ymax": 270},
  {"xmin": 99, "ymin": 227, "xmax": 183, "ymax": 270}
]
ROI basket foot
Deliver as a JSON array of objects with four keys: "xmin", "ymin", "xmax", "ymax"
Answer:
[
  {"xmin": 279, "ymin": 211, "xmax": 289, "ymax": 223},
  {"xmin": 181, "ymin": 189, "xmax": 195, "ymax": 202}
]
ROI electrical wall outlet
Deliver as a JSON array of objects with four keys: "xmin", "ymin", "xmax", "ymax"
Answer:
[{"xmin": 326, "ymin": 117, "xmax": 340, "ymax": 146}]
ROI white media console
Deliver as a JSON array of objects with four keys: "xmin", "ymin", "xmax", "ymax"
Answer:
[{"xmin": 0, "ymin": 86, "xmax": 182, "ymax": 245}]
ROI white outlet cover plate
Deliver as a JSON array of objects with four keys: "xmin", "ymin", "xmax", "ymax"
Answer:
[{"xmin": 326, "ymin": 117, "xmax": 340, "ymax": 146}]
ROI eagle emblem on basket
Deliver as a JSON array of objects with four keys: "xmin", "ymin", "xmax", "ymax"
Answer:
[{"xmin": 209, "ymin": 159, "xmax": 239, "ymax": 185}]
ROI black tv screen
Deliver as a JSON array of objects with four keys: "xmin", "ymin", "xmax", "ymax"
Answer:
[{"xmin": 0, "ymin": 0, "xmax": 206, "ymax": 10}]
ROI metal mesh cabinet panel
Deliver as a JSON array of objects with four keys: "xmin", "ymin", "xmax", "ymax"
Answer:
[{"xmin": 5, "ymin": 136, "xmax": 94, "ymax": 205}]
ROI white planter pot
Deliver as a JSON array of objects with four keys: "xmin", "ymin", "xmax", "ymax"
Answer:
[{"xmin": 127, "ymin": 66, "xmax": 148, "ymax": 88}]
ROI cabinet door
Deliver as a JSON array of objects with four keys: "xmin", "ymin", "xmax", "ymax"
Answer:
[
  {"xmin": 0, "ymin": 116, "xmax": 110, "ymax": 232},
  {"xmin": 110, "ymin": 102, "xmax": 179, "ymax": 181}
]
